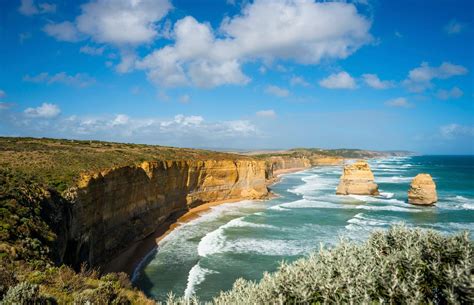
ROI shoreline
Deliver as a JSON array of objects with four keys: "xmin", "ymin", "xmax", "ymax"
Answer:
[{"xmin": 105, "ymin": 166, "xmax": 310, "ymax": 278}]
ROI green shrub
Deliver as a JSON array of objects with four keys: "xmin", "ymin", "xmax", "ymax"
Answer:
[
  {"xmin": 165, "ymin": 226, "xmax": 473, "ymax": 304},
  {"xmin": 1, "ymin": 282, "xmax": 43, "ymax": 305}
]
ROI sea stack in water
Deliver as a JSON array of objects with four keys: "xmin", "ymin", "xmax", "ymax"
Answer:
[
  {"xmin": 408, "ymin": 174, "xmax": 437, "ymax": 205},
  {"xmin": 336, "ymin": 160, "xmax": 379, "ymax": 195}
]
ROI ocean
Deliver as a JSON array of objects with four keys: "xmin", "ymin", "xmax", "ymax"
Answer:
[{"xmin": 133, "ymin": 155, "xmax": 474, "ymax": 302}]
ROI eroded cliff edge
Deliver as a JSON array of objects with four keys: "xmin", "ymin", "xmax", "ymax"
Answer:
[{"xmin": 60, "ymin": 160, "xmax": 268, "ymax": 269}]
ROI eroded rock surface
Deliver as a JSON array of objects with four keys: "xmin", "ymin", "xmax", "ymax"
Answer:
[
  {"xmin": 408, "ymin": 174, "xmax": 437, "ymax": 205},
  {"xmin": 336, "ymin": 160, "xmax": 379, "ymax": 195}
]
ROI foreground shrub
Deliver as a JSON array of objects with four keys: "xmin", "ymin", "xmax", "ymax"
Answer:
[
  {"xmin": 1, "ymin": 282, "xmax": 43, "ymax": 305},
  {"xmin": 166, "ymin": 225, "xmax": 473, "ymax": 304}
]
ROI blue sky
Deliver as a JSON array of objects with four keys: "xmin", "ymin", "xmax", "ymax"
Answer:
[{"xmin": 0, "ymin": 0, "xmax": 473, "ymax": 153}]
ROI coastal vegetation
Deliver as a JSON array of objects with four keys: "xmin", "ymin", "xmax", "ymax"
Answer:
[
  {"xmin": 166, "ymin": 226, "xmax": 473, "ymax": 304},
  {"xmin": 0, "ymin": 137, "xmax": 250, "ymax": 192}
]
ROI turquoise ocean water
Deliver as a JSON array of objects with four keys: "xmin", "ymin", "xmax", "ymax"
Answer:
[{"xmin": 134, "ymin": 156, "xmax": 474, "ymax": 302}]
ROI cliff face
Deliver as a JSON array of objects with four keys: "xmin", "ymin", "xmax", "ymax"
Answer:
[
  {"xmin": 309, "ymin": 156, "xmax": 344, "ymax": 166},
  {"xmin": 60, "ymin": 160, "xmax": 268, "ymax": 268}
]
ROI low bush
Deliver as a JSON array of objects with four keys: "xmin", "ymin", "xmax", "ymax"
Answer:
[{"xmin": 165, "ymin": 226, "xmax": 473, "ymax": 304}]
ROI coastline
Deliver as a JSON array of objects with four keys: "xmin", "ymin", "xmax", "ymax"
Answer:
[{"xmin": 104, "ymin": 166, "xmax": 310, "ymax": 278}]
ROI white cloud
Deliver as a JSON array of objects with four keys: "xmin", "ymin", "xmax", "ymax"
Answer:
[
  {"xmin": 394, "ymin": 31, "xmax": 403, "ymax": 38},
  {"xmin": 80, "ymin": 45, "xmax": 105, "ymax": 56},
  {"xmin": 179, "ymin": 94, "xmax": 190, "ymax": 103},
  {"xmin": 188, "ymin": 59, "xmax": 250, "ymax": 88},
  {"xmin": 440, "ymin": 124, "xmax": 474, "ymax": 139},
  {"xmin": 111, "ymin": 114, "xmax": 129, "ymax": 126},
  {"xmin": 436, "ymin": 87, "xmax": 463, "ymax": 100},
  {"xmin": 43, "ymin": 22, "xmax": 82, "ymax": 42},
  {"xmin": 137, "ymin": 0, "xmax": 371, "ymax": 88},
  {"xmin": 362, "ymin": 73, "xmax": 394, "ymax": 89},
  {"xmin": 319, "ymin": 71, "xmax": 356, "ymax": 89},
  {"xmin": 0, "ymin": 90, "xmax": 5, "ymax": 98},
  {"xmin": 76, "ymin": 0, "xmax": 172, "ymax": 45},
  {"xmin": 24, "ymin": 72, "xmax": 96, "ymax": 87},
  {"xmin": 290, "ymin": 76, "xmax": 310, "ymax": 87},
  {"xmin": 256, "ymin": 109, "xmax": 277, "ymax": 118},
  {"xmin": 24, "ymin": 103, "xmax": 61, "ymax": 118},
  {"xmin": 444, "ymin": 19, "xmax": 465, "ymax": 35},
  {"xmin": 403, "ymin": 62, "xmax": 468, "ymax": 93},
  {"xmin": 385, "ymin": 97, "xmax": 412, "ymax": 108},
  {"xmin": 19, "ymin": 0, "xmax": 56, "ymax": 16},
  {"xmin": 55, "ymin": 114, "xmax": 258, "ymax": 142},
  {"xmin": 265, "ymin": 85, "xmax": 290, "ymax": 97},
  {"xmin": 41, "ymin": 0, "xmax": 172, "ymax": 72}
]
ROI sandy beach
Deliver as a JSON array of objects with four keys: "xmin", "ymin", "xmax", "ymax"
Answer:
[{"xmin": 104, "ymin": 166, "xmax": 308, "ymax": 277}]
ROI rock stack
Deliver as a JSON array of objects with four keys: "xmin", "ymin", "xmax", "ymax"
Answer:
[
  {"xmin": 408, "ymin": 174, "xmax": 437, "ymax": 205},
  {"xmin": 336, "ymin": 160, "xmax": 379, "ymax": 195}
]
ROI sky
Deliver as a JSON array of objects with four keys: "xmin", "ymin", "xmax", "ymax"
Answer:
[{"xmin": 0, "ymin": 0, "xmax": 473, "ymax": 154}]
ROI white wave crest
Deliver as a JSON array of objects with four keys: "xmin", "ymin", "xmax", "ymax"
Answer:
[
  {"xmin": 184, "ymin": 263, "xmax": 217, "ymax": 298},
  {"xmin": 197, "ymin": 217, "xmax": 277, "ymax": 257},
  {"xmin": 377, "ymin": 176, "xmax": 413, "ymax": 183},
  {"xmin": 380, "ymin": 192, "xmax": 394, "ymax": 199}
]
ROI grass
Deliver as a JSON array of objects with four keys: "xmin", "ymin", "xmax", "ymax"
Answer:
[{"xmin": 0, "ymin": 137, "xmax": 251, "ymax": 192}]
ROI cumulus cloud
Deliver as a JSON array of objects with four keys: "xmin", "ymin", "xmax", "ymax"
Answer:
[
  {"xmin": 385, "ymin": 97, "xmax": 412, "ymax": 108},
  {"xmin": 75, "ymin": 0, "xmax": 172, "ymax": 45},
  {"xmin": 290, "ymin": 76, "xmax": 310, "ymax": 87},
  {"xmin": 436, "ymin": 87, "xmax": 463, "ymax": 100},
  {"xmin": 42, "ymin": 0, "xmax": 172, "ymax": 72},
  {"xmin": 403, "ymin": 62, "xmax": 468, "ymax": 93},
  {"xmin": 362, "ymin": 73, "xmax": 395, "ymax": 89},
  {"xmin": 19, "ymin": 0, "xmax": 56, "ymax": 16},
  {"xmin": 319, "ymin": 71, "xmax": 356, "ymax": 89},
  {"xmin": 137, "ymin": 0, "xmax": 371, "ymax": 88},
  {"xmin": 265, "ymin": 85, "xmax": 290, "ymax": 97},
  {"xmin": 256, "ymin": 110, "xmax": 277, "ymax": 118},
  {"xmin": 24, "ymin": 72, "xmax": 96, "ymax": 87},
  {"xmin": 444, "ymin": 19, "xmax": 465, "ymax": 35},
  {"xmin": 24, "ymin": 103, "xmax": 61, "ymax": 118},
  {"xmin": 43, "ymin": 22, "xmax": 82, "ymax": 42},
  {"xmin": 440, "ymin": 124, "xmax": 474, "ymax": 139}
]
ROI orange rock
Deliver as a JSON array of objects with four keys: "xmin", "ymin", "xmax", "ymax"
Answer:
[
  {"xmin": 336, "ymin": 160, "xmax": 379, "ymax": 195},
  {"xmin": 408, "ymin": 174, "xmax": 437, "ymax": 205}
]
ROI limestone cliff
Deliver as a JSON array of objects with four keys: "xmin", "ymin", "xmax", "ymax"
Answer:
[
  {"xmin": 336, "ymin": 160, "xmax": 379, "ymax": 195},
  {"xmin": 408, "ymin": 174, "xmax": 437, "ymax": 205},
  {"xmin": 309, "ymin": 156, "xmax": 344, "ymax": 166},
  {"xmin": 60, "ymin": 160, "xmax": 268, "ymax": 268},
  {"xmin": 264, "ymin": 156, "xmax": 311, "ymax": 180}
]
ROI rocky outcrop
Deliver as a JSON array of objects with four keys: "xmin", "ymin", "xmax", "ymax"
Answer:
[
  {"xmin": 408, "ymin": 174, "xmax": 437, "ymax": 205},
  {"xmin": 60, "ymin": 160, "xmax": 268, "ymax": 268},
  {"xmin": 336, "ymin": 160, "xmax": 379, "ymax": 195}
]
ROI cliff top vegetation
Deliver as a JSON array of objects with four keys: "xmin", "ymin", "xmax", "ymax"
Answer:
[{"xmin": 0, "ymin": 137, "xmax": 253, "ymax": 192}]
